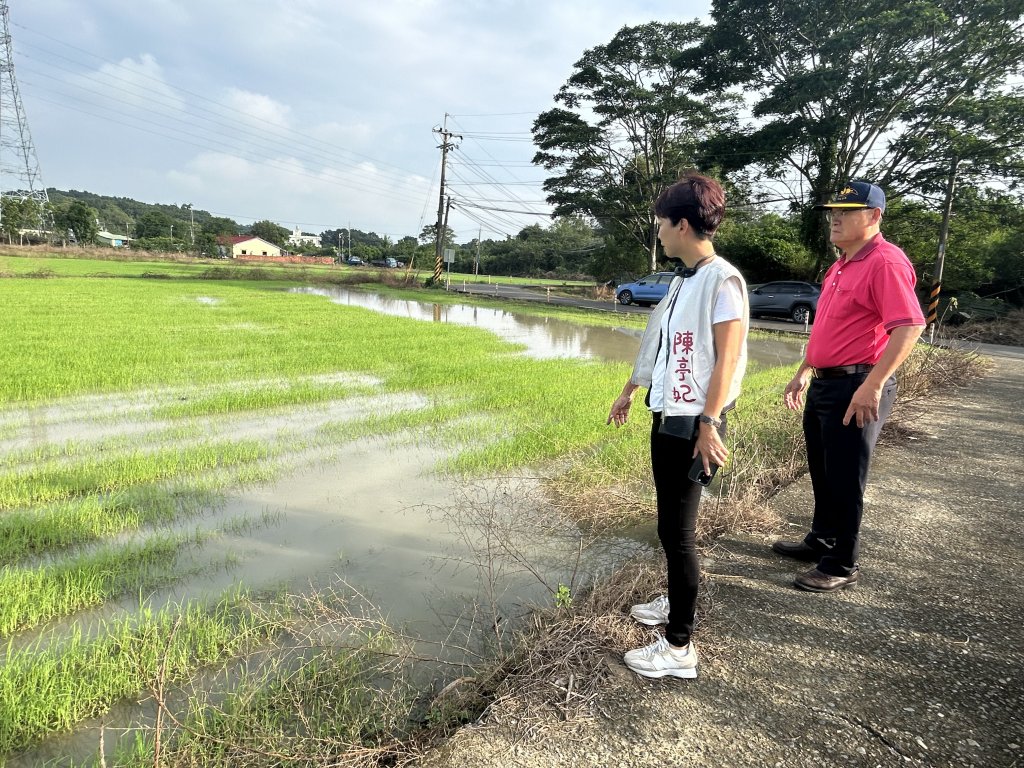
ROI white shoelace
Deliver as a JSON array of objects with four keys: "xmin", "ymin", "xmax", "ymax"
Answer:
[{"xmin": 639, "ymin": 636, "xmax": 672, "ymax": 658}]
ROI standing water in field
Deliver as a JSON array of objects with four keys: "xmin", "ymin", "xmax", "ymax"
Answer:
[{"xmin": 291, "ymin": 286, "xmax": 806, "ymax": 369}]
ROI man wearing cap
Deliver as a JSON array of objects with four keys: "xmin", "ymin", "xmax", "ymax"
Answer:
[{"xmin": 772, "ymin": 181, "xmax": 925, "ymax": 592}]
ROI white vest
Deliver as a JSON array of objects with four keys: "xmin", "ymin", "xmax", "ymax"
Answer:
[{"xmin": 630, "ymin": 257, "xmax": 748, "ymax": 416}]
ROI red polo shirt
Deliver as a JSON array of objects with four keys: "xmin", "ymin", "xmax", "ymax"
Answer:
[{"xmin": 806, "ymin": 233, "xmax": 925, "ymax": 368}]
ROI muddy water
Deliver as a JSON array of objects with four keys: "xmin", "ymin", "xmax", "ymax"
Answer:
[
  {"xmin": 292, "ymin": 286, "xmax": 806, "ymax": 369},
  {"xmin": 5, "ymin": 383, "xmax": 641, "ymax": 765}
]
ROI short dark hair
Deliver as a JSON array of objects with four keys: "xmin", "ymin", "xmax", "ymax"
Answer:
[{"xmin": 654, "ymin": 173, "xmax": 726, "ymax": 239}]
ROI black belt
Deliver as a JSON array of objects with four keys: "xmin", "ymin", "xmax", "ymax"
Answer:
[{"xmin": 811, "ymin": 364, "xmax": 874, "ymax": 379}]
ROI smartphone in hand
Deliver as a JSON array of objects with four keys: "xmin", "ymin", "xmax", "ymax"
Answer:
[{"xmin": 688, "ymin": 455, "xmax": 720, "ymax": 486}]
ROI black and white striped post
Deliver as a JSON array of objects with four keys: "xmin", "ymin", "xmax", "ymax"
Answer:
[{"xmin": 927, "ymin": 158, "xmax": 959, "ymax": 344}]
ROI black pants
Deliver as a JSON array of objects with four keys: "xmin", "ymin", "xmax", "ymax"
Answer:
[
  {"xmin": 803, "ymin": 372, "xmax": 897, "ymax": 576},
  {"xmin": 650, "ymin": 412, "xmax": 726, "ymax": 648}
]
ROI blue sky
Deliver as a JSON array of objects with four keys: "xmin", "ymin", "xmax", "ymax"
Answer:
[{"xmin": 11, "ymin": 0, "xmax": 709, "ymax": 242}]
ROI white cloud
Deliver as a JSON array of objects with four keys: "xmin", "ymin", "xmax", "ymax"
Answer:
[
  {"xmin": 165, "ymin": 150, "xmax": 433, "ymax": 236},
  {"xmin": 67, "ymin": 53, "xmax": 183, "ymax": 113},
  {"xmin": 221, "ymin": 88, "xmax": 292, "ymax": 130},
  {"xmin": 18, "ymin": 0, "xmax": 712, "ymax": 241}
]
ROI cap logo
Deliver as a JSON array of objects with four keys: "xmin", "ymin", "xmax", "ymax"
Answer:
[{"xmin": 837, "ymin": 186, "xmax": 857, "ymax": 198}]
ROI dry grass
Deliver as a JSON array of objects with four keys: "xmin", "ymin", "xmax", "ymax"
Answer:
[
  {"xmin": 944, "ymin": 308, "xmax": 1024, "ymax": 347},
  {"xmin": 884, "ymin": 342, "xmax": 991, "ymax": 440},
  {"xmin": 427, "ymin": 557, "xmax": 671, "ymax": 725}
]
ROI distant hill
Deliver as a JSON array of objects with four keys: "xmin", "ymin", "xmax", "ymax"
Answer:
[{"xmin": 47, "ymin": 189, "xmax": 240, "ymax": 237}]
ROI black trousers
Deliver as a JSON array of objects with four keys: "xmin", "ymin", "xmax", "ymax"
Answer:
[
  {"xmin": 802, "ymin": 372, "xmax": 897, "ymax": 576},
  {"xmin": 650, "ymin": 412, "xmax": 726, "ymax": 648}
]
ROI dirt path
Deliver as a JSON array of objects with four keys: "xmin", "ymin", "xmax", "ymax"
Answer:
[{"xmin": 414, "ymin": 354, "xmax": 1024, "ymax": 768}]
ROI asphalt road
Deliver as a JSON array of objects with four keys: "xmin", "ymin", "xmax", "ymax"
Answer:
[{"xmin": 451, "ymin": 281, "xmax": 812, "ymax": 332}]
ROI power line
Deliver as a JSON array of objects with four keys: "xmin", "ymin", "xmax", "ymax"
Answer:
[{"xmin": 13, "ymin": 21, "xmax": 425, "ymax": 181}]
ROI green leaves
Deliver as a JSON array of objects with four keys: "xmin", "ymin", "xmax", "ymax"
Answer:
[
  {"xmin": 532, "ymin": 21, "xmax": 734, "ymax": 273},
  {"xmin": 691, "ymin": 0, "xmax": 1024, "ymax": 264}
]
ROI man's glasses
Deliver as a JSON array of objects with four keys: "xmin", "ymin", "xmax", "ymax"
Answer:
[{"xmin": 825, "ymin": 208, "xmax": 874, "ymax": 221}]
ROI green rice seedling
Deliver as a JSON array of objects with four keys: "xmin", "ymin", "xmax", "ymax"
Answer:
[
  {"xmin": 0, "ymin": 483, "xmax": 226, "ymax": 563},
  {"xmin": 111, "ymin": 634, "xmax": 412, "ymax": 766},
  {"xmin": 0, "ymin": 534, "xmax": 209, "ymax": 636},
  {"xmin": 325, "ymin": 401, "xmax": 473, "ymax": 442},
  {"xmin": 0, "ymin": 254, "xmax": 206, "ymax": 279},
  {"xmin": 0, "ymin": 440, "xmax": 277, "ymax": 509},
  {"xmin": 219, "ymin": 507, "xmax": 283, "ymax": 536},
  {"xmin": 152, "ymin": 380, "xmax": 377, "ymax": 419},
  {"xmin": 0, "ymin": 597, "xmax": 275, "ymax": 755}
]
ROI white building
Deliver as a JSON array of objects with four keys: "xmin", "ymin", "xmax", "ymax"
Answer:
[{"xmin": 287, "ymin": 226, "xmax": 321, "ymax": 248}]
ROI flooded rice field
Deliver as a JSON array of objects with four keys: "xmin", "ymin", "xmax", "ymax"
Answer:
[
  {"xmin": 1, "ymin": 374, "xmax": 641, "ymax": 764},
  {"xmin": 2, "ymin": 287, "xmax": 803, "ymax": 764},
  {"xmin": 292, "ymin": 286, "xmax": 807, "ymax": 370}
]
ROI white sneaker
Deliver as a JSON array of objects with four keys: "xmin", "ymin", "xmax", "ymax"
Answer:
[
  {"xmin": 623, "ymin": 636, "xmax": 698, "ymax": 679},
  {"xmin": 629, "ymin": 595, "xmax": 670, "ymax": 626}
]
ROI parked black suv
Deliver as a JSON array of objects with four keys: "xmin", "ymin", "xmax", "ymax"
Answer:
[{"xmin": 748, "ymin": 281, "xmax": 821, "ymax": 323}]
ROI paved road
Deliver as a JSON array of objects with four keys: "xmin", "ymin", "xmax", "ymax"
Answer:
[{"xmin": 451, "ymin": 281, "xmax": 809, "ymax": 329}]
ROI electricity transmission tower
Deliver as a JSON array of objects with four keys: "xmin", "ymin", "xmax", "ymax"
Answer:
[{"xmin": 0, "ymin": 0, "xmax": 49, "ymax": 235}]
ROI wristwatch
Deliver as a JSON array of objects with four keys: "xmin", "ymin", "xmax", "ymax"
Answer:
[{"xmin": 699, "ymin": 414, "xmax": 722, "ymax": 428}]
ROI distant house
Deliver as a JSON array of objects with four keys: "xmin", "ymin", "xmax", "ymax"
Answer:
[
  {"xmin": 287, "ymin": 226, "xmax": 321, "ymax": 248},
  {"xmin": 217, "ymin": 235, "xmax": 283, "ymax": 258},
  {"xmin": 96, "ymin": 230, "xmax": 130, "ymax": 247}
]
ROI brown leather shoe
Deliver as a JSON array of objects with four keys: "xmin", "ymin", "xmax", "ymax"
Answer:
[
  {"xmin": 794, "ymin": 567, "xmax": 860, "ymax": 592},
  {"xmin": 771, "ymin": 539, "xmax": 820, "ymax": 562}
]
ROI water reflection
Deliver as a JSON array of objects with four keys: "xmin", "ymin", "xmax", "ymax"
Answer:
[{"xmin": 293, "ymin": 286, "xmax": 805, "ymax": 369}]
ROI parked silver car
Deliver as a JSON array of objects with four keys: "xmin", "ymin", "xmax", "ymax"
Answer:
[{"xmin": 748, "ymin": 281, "xmax": 820, "ymax": 323}]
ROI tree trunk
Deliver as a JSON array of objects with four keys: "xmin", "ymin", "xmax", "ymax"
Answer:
[
  {"xmin": 803, "ymin": 149, "xmax": 839, "ymax": 278},
  {"xmin": 648, "ymin": 216, "xmax": 658, "ymax": 273}
]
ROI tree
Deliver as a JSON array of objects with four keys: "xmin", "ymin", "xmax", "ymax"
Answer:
[
  {"xmin": 533, "ymin": 22, "xmax": 737, "ymax": 272},
  {"xmin": 714, "ymin": 212, "xmax": 815, "ymax": 283},
  {"xmin": 52, "ymin": 200, "xmax": 98, "ymax": 244},
  {"xmin": 684, "ymin": 0, "xmax": 1024, "ymax": 270},
  {"xmin": 0, "ymin": 197, "xmax": 44, "ymax": 243},
  {"xmin": 135, "ymin": 210, "xmax": 175, "ymax": 239},
  {"xmin": 393, "ymin": 236, "xmax": 418, "ymax": 264},
  {"xmin": 249, "ymin": 220, "xmax": 290, "ymax": 246},
  {"xmin": 418, "ymin": 224, "xmax": 455, "ymax": 249}
]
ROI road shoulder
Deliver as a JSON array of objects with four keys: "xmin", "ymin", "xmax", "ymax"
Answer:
[{"xmin": 414, "ymin": 356, "xmax": 1024, "ymax": 768}]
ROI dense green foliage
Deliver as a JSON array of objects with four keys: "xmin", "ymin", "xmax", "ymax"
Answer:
[
  {"xmin": 524, "ymin": 4, "xmax": 1024, "ymax": 303},
  {"xmin": 685, "ymin": 0, "xmax": 1024, "ymax": 268},
  {"xmin": 532, "ymin": 22, "xmax": 738, "ymax": 273}
]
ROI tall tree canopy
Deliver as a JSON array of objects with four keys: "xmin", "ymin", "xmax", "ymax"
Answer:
[
  {"xmin": 52, "ymin": 200, "xmax": 98, "ymax": 245},
  {"xmin": 533, "ymin": 22, "xmax": 736, "ymax": 272},
  {"xmin": 684, "ymin": 0, "xmax": 1024, "ymax": 269},
  {"xmin": 248, "ymin": 220, "xmax": 290, "ymax": 247}
]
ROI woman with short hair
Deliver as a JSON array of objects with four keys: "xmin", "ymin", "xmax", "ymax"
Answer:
[{"xmin": 607, "ymin": 172, "xmax": 749, "ymax": 678}]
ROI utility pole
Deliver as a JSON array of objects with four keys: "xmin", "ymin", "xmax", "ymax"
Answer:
[
  {"xmin": 432, "ymin": 115, "xmax": 461, "ymax": 284},
  {"xmin": 927, "ymin": 157, "xmax": 960, "ymax": 343},
  {"xmin": 0, "ymin": 1, "xmax": 49, "ymax": 235},
  {"xmin": 442, "ymin": 195, "xmax": 453, "ymax": 288},
  {"xmin": 475, "ymin": 226, "xmax": 481, "ymax": 276},
  {"xmin": 187, "ymin": 203, "xmax": 195, "ymax": 247}
]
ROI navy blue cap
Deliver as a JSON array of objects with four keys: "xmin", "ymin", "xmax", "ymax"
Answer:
[{"xmin": 814, "ymin": 181, "xmax": 886, "ymax": 212}]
